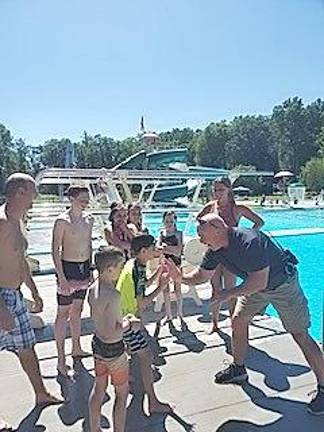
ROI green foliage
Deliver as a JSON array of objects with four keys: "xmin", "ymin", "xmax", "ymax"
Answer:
[
  {"xmin": 226, "ymin": 115, "xmax": 276, "ymax": 170},
  {"xmin": 39, "ymin": 138, "xmax": 71, "ymax": 168},
  {"xmin": 301, "ymin": 157, "xmax": 324, "ymax": 192},
  {"xmin": 195, "ymin": 122, "xmax": 228, "ymax": 168},
  {"xmin": 316, "ymin": 126, "xmax": 324, "ymax": 157},
  {"xmin": 0, "ymin": 124, "xmax": 32, "ymax": 191},
  {"xmin": 271, "ymin": 97, "xmax": 322, "ymax": 172},
  {"xmin": 77, "ymin": 132, "xmax": 115, "ymax": 168}
]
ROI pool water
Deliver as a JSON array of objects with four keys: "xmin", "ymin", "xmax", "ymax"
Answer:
[{"xmin": 27, "ymin": 208, "xmax": 324, "ymax": 341}]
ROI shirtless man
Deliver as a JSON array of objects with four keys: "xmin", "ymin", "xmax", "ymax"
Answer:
[
  {"xmin": 52, "ymin": 185, "xmax": 94, "ymax": 375},
  {"xmin": 0, "ymin": 173, "xmax": 62, "ymax": 411}
]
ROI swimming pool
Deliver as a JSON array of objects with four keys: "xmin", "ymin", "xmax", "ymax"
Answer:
[{"xmin": 27, "ymin": 208, "xmax": 324, "ymax": 341}]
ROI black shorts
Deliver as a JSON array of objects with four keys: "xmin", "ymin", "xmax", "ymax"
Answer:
[
  {"xmin": 92, "ymin": 335, "xmax": 125, "ymax": 359},
  {"xmin": 57, "ymin": 289, "xmax": 87, "ymax": 306},
  {"xmin": 61, "ymin": 259, "xmax": 91, "ymax": 280}
]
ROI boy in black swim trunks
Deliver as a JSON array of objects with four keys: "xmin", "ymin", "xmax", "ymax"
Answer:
[
  {"xmin": 52, "ymin": 185, "xmax": 94, "ymax": 375},
  {"xmin": 88, "ymin": 246, "xmax": 141, "ymax": 432}
]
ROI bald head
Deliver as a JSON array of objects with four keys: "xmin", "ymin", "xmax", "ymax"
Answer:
[
  {"xmin": 197, "ymin": 213, "xmax": 229, "ymax": 249},
  {"xmin": 200, "ymin": 213, "xmax": 228, "ymax": 229},
  {"xmin": 4, "ymin": 173, "xmax": 35, "ymax": 198}
]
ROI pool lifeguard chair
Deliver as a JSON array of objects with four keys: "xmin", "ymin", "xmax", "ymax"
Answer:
[{"xmin": 151, "ymin": 238, "xmax": 206, "ymax": 312}]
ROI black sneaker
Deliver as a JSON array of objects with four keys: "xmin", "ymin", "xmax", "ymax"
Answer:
[
  {"xmin": 308, "ymin": 385, "xmax": 324, "ymax": 415},
  {"xmin": 215, "ymin": 362, "xmax": 248, "ymax": 384}
]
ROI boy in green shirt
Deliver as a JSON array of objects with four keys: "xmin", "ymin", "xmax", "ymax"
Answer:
[{"xmin": 117, "ymin": 234, "xmax": 172, "ymax": 414}]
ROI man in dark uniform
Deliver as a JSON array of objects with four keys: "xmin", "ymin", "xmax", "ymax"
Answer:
[{"xmin": 169, "ymin": 213, "xmax": 324, "ymax": 415}]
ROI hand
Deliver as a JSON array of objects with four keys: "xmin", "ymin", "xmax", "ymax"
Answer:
[
  {"xmin": 164, "ymin": 259, "xmax": 182, "ymax": 283},
  {"xmin": 59, "ymin": 278, "xmax": 71, "ymax": 296},
  {"xmin": 130, "ymin": 317, "xmax": 142, "ymax": 332},
  {"xmin": 0, "ymin": 307, "xmax": 15, "ymax": 331},
  {"xmin": 31, "ymin": 293, "xmax": 44, "ymax": 313},
  {"xmin": 156, "ymin": 262, "xmax": 166, "ymax": 277},
  {"xmin": 125, "ymin": 315, "xmax": 141, "ymax": 332}
]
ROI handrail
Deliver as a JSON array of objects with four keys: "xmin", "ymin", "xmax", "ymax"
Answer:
[{"xmin": 36, "ymin": 167, "xmax": 274, "ymax": 184}]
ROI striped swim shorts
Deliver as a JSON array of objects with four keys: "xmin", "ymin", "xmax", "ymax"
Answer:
[
  {"xmin": 0, "ymin": 288, "xmax": 36, "ymax": 352},
  {"xmin": 123, "ymin": 328, "xmax": 148, "ymax": 354}
]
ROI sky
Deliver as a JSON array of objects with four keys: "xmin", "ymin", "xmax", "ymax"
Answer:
[{"xmin": 0, "ymin": 0, "xmax": 324, "ymax": 146}]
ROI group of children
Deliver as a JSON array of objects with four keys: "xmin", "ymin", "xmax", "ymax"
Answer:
[
  {"xmin": 51, "ymin": 178, "xmax": 263, "ymax": 432},
  {"xmin": 89, "ymin": 237, "xmax": 173, "ymax": 432},
  {"xmin": 103, "ymin": 201, "xmax": 185, "ymax": 326},
  {"xmin": 51, "ymin": 187, "xmax": 183, "ymax": 432}
]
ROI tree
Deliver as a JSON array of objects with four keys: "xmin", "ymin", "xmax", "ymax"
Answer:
[
  {"xmin": 316, "ymin": 126, "xmax": 324, "ymax": 157},
  {"xmin": 271, "ymin": 97, "xmax": 317, "ymax": 173},
  {"xmin": 0, "ymin": 124, "xmax": 31, "ymax": 190},
  {"xmin": 195, "ymin": 122, "xmax": 228, "ymax": 168},
  {"xmin": 39, "ymin": 138, "xmax": 72, "ymax": 168},
  {"xmin": 306, "ymin": 98, "xmax": 324, "ymax": 154},
  {"xmin": 226, "ymin": 115, "xmax": 276, "ymax": 170},
  {"xmin": 301, "ymin": 157, "xmax": 324, "ymax": 192},
  {"xmin": 77, "ymin": 132, "xmax": 116, "ymax": 168}
]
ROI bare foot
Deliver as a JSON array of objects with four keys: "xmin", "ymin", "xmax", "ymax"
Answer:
[
  {"xmin": 153, "ymin": 321, "xmax": 161, "ymax": 338},
  {"xmin": 149, "ymin": 401, "xmax": 173, "ymax": 414},
  {"xmin": 57, "ymin": 364, "xmax": 74, "ymax": 377},
  {"xmin": 180, "ymin": 318, "xmax": 187, "ymax": 331},
  {"xmin": 36, "ymin": 392, "xmax": 64, "ymax": 406},
  {"xmin": 161, "ymin": 316, "xmax": 172, "ymax": 326},
  {"xmin": 208, "ymin": 323, "xmax": 219, "ymax": 334},
  {"xmin": 0, "ymin": 417, "xmax": 14, "ymax": 432},
  {"xmin": 71, "ymin": 349, "xmax": 91, "ymax": 358}
]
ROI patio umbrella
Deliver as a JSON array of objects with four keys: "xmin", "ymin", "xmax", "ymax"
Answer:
[{"xmin": 274, "ymin": 170, "xmax": 294, "ymax": 179}]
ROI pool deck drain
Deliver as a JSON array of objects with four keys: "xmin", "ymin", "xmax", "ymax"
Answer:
[{"xmin": 1, "ymin": 275, "xmax": 323, "ymax": 432}]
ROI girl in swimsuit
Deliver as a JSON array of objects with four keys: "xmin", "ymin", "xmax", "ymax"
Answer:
[
  {"xmin": 104, "ymin": 204, "xmax": 134, "ymax": 260},
  {"xmin": 159, "ymin": 211, "xmax": 184, "ymax": 328},
  {"xmin": 127, "ymin": 203, "xmax": 148, "ymax": 235},
  {"xmin": 197, "ymin": 177, "xmax": 264, "ymax": 333}
]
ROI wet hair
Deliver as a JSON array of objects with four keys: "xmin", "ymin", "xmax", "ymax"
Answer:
[
  {"xmin": 131, "ymin": 234, "xmax": 155, "ymax": 255},
  {"xmin": 108, "ymin": 203, "xmax": 125, "ymax": 225},
  {"xmin": 213, "ymin": 176, "xmax": 236, "ymax": 220},
  {"xmin": 94, "ymin": 246, "xmax": 124, "ymax": 274},
  {"xmin": 110, "ymin": 201, "xmax": 119, "ymax": 210},
  {"xmin": 127, "ymin": 202, "xmax": 142, "ymax": 226},
  {"xmin": 127, "ymin": 202, "xmax": 141, "ymax": 213},
  {"xmin": 162, "ymin": 210, "xmax": 177, "ymax": 228},
  {"xmin": 4, "ymin": 173, "xmax": 35, "ymax": 198},
  {"xmin": 66, "ymin": 185, "xmax": 89, "ymax": 199},
  {"xmin": 162, "ymin": 210, "xmax": 177, "ymax": 222}
]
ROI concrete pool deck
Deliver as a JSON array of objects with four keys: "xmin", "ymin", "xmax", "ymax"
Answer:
[{"xmin": 1, "ymin": 274, "xmax": 323, "ymax": 432}]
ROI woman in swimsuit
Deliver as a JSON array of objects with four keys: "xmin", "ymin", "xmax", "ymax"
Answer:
[{"xmin": 197, "ymin": 177, "xmax": 264, "ymax": 333}]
